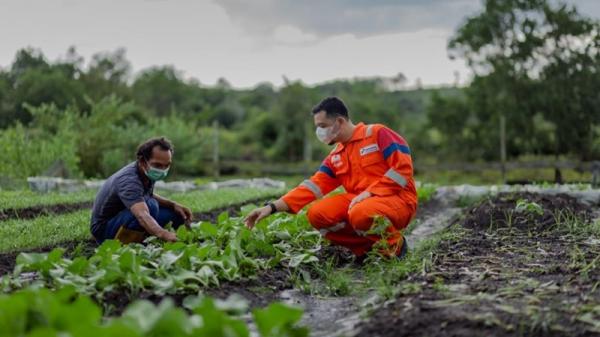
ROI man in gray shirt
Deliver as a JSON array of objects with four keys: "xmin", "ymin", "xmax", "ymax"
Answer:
[{"xmin": 91, "ymin": 137, "xmax": 192, "ymax": 243}]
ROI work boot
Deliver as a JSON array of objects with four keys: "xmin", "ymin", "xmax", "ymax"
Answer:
[
  {"xmin": 396, "ymin": 236, "xmax": 409, "ymax": 260},
  {"xmin": 115, "ymin": 226, "xmax": 146, "ymax": 244}
]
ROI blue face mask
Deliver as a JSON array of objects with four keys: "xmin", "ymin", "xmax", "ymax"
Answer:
[{"xmin": 145, "ymin": 165, "xmax": 169, "ymax": 181}]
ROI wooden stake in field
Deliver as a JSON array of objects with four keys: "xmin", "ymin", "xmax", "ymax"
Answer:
[
  {"xmin": 500, "ymin": 114, "xmax": 507, "ymax": 184},
  {"xmin": 213, "ymin": 120, "xmax": 220, "ymax": 178}
]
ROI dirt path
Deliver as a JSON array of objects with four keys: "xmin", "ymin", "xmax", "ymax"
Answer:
[
  {"xmin": 355, "ymin": 192, "xmax": 600, "ymax": 337},
  {"xmin": 406, "ymin": 193, "xmax": 462, "ymax": 248},
  {"xmin": 278, "ymin": 195, "xmax": 460, "ymax": 337}
]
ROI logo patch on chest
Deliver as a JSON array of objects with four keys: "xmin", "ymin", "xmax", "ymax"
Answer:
[
  {"xmin": 331, "ymin": 154, "xmax": 343, "ymax": 167},
  {"xmin": 360, "ymin": 143, "xmax": 379, "ymax": 156}
]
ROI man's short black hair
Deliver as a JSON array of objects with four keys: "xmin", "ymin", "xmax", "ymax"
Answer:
[
  {"xmin": 311, "ymin": 96, "xmax": 349, "ymax": 119},
  {"xmin": 136, "ymin": 137, "xmax": 174, "ymax": 161}
]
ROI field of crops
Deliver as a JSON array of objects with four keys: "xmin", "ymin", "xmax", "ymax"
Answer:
[{"xmin": 0, "ymin": 184, "xmax": 599, "ymax": 337}]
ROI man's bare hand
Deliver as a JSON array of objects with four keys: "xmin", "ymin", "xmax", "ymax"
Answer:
[
  {"xmin": 173, "ymin": 203, "xmax": 193, "ymax": 228},
  {"xmin": 159, "ymin": 230, "xmax": 178, "ymax": 242},
  {"xmin": 244, "ymin": 206, "xmax": 272, "ymax": 229},
  {"xmin": 349, "ymin": 191, "xmax": 372, "ymax": 209}
]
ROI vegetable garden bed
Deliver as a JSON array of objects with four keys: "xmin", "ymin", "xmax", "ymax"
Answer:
[
  {"xmin": 2, "ymin": 185, "xmax": 597, "ymax": 337},
  {"xmin": 355, "ymin": 192, "xmax": 600, "ymax": 337}
]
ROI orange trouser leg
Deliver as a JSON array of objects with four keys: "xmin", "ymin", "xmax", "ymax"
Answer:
[
  {"xmin": 307, "ymin": 193, "xmax": 415, "ymax": 256},
  {"xmin": 348, "ymin": 194, "xmax": 415, "ymax": 256},
  {"xmin": 307, "ymin": 193, "xmax": 372, "ymax": 255}
]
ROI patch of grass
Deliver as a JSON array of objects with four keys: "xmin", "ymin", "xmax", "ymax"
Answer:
[
  {"xmin": 0, "ymin": 190, "xmax": 96, "ymax": 211},
  {"xmin": 417, "ymin": 183, "xmax": 437, "ymax": 203},
  {"xmin": 292, "ymin": 256, "xmax": 354, "ymax": 297},
  {"xmin": 456, "ymin": 194, "xmax": 488, "ymax": 208},
  {"xmin": 168, "ymin": 187, "xmax": 285, "ymax": 212},
  {"xmin": 431, "ymin": 276, "xmax": 449, "ymax": 293},
  {"xmin": 0, "ymin": 188, "xmax": 285, "ymax": 253},
  {"xmin": 0, "ymin": 210, "xmax": 90, "ymax": 253},
  {"xmin": 193, "ymin": 175, "xmax": 304, "ymax": 188},
  {"xmin": 359, "ymin": 224, "xmax": 465, "ymax": 299},
  {"xmin": 0, "ymin": 187, "xmax": 283, "ymax": 214},
  {"xmin": 553, "ymin": 209, "xmax": 600, "ymax": 237},
  {"xmin": 415, "ymin": 166, "xmax": 593, "ymax": 185},
  {"xmin": 289, "ymin": 221, "xmax": 453, "ymax": 299},
  {"xmin": 323, "ymin": 268, "xmax": 353, "ymax": 296}
]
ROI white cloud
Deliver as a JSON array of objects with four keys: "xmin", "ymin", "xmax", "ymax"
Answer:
[
  {"xmin": 216, "ymin": 0, "xmax": 480, "ymax": 37},
  {"xmin": 0, "ymin": 0, "xmax": 597, "ymax": 88},
  {"xmin": 272, "ymin": 25, "xmax": 318, "ymax": 45}
]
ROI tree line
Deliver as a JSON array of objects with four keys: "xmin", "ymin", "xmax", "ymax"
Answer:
[
  {"xmin": 428, "ymin": 0, "xmax": 600, "ymax": 163},
  {"xmin": 0, "ymin": 0, "xmax": 598, "ymax": 181},
  {"xmin": 0, "ymin": 46, "xmax": 446, "ymax": 179}
]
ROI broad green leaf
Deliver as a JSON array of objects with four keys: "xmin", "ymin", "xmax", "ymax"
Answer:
[
  {"xmin": 288, "ymin": 254, "xmax": 318, "ymax": 268},
  {"xmin": 199, "ymin": 222, "xmax": 219, "ymax": 237},
  {"xmin": 0, "ymin": 294, "xmax": 27, "ymax": 335},
  {"xmin": 217, "ymin": 211, "xmax": 230, "ymax": 224},
  {"xmin": 192, "ymin": 297, "xmax": 249, "ymax": 337},
  {"xmin": 253, "ymin": 303, "xmax": 308, "ymax": 337},
  {"xmin": 214, "ymin": 293, "xmax": 249, "ymax": 315},
  {"xmin": 120, "ymin": 300, "xmax": 163, "ymax": 332},
  {"xmin": 16, "ymin": 252, "xmax": 48, "ymax": 267}
]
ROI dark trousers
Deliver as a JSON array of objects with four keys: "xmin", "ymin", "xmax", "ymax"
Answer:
[{"xmin": 96, "ymin": 196, "xmax": 184, "ymax": 243}]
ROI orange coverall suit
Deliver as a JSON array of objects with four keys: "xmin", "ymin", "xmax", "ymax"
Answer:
[{"xmin": 282, "ymin": 122, "xmax": 418, "ymax": 256}]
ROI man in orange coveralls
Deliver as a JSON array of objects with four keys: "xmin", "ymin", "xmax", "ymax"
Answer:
[{"xmin": 244, "ymin": 97, "xmax": 417, "ymax": 258}]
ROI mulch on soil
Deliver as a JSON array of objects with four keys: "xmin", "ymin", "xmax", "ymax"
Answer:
[
  {"xmin": 356, "ymin": 192, "xmax": 600, "ymax": 337},
  {"xmin": 463, "ymin": 192, "xmax": 593, "ymax": 231}
]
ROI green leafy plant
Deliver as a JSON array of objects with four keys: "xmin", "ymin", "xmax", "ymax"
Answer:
[
  {"xmin": 0, "ymin": 286, "xmax": 307, "ymax": 337},
  {"xmin": 6, "ymin": 209, "xmax": 322, "ymax": 301},
  {"xmin": 514, "ymin": 199, "xmax": 544, "ymax": 217},
  {"xmin": 253, "ymin": 302, "xmax": 309, "ymax": 337}
]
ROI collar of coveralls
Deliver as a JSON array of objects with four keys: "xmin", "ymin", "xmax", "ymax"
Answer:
[{"xmin": 330, "ymin": 122, "xmax": 370, "ymax": 154}]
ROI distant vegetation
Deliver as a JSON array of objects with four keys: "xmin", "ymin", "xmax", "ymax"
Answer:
[
  {"xmin": 0, "ymin": 0, "xmax": 598, "ymax": 182},
  {"xmin": 0, "ymin": 46, "xmax": 457, "ymax": 180}
]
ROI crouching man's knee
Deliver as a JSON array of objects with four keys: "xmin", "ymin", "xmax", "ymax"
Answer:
[
  {"xmin": 307, "ymin": 203, "xmax": 329, "ymax": 229},
  {"xmin": 348, "ymin": 203, "xmax": 374, "ymax": 232}
]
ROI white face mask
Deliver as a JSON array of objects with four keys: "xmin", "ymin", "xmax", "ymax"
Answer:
[{"xmin": 315, "ymin": 121, "xmax": 340, "ymax": 145}]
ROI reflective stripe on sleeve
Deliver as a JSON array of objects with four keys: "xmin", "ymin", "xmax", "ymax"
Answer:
[
  {"xmin": 300, "ymin": 179, "xmax": 323, "ymax": 198},
  {"xmin": 384, "ymin": 168, "xmax": 408, "ymax": 187}
]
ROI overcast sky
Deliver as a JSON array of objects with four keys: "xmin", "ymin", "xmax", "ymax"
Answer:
[{"xmin": 0, "ymin": 0, "xmax": 598, "ymax": 88}]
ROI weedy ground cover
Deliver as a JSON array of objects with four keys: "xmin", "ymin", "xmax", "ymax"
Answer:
[{"xmin": 356, "ymin": 192, "xmax": 600, "ymax": 337}]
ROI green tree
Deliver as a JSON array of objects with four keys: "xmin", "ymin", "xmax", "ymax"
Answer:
[
  {"xmin": 80, "ymin": 48, "xmax": 132, "ymax": 102},
  {"xmin": 434, "ymin": 0, "xmax": 600, "ymax": 161},
  {"xmin": 269, "ymin": 81, "xmax": 317, "ymax": 162},
  {"xmin": 132, "ymin": 66, "xmax": 197, "ymax": 118},
  {"xmin": 6, "ymin": 48, "xmax": 86, "ymax": 126}
]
